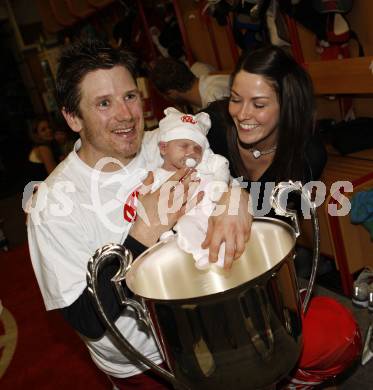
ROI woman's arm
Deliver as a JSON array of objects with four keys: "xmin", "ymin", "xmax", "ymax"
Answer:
[
  {"xmin": 37, "ymin": 145, "xmax": 57, "ymax": 174},
  {"xmin": 202, "ymin": 186, "xmax": 252, "ymax": 269}
]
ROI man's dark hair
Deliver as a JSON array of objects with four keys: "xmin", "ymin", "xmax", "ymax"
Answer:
[
  {"xmin": 149, "ymin": 57, "xmax": 196, "ymax": 94},
  {"xmin": 56, "ymin": 38, "xmax": 138, "ymax": 117}
]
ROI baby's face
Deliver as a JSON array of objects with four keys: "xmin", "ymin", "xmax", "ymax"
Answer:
[{"xmin": 160, "ymin": 139, "xmax": 203, "ymax": 171}]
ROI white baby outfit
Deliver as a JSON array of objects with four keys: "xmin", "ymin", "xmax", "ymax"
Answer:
[{"xmin": 151, "ymin": 107, "xmax": 230, "ymax": 269}]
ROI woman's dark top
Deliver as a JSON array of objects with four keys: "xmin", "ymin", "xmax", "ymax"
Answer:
[
  {"xmin": 27, "ymin": 142, "xmax": 60, "ymax": 182},
  {"xmin": 28, "ymin": 160, "xmax": 49, "ymax": 182}
]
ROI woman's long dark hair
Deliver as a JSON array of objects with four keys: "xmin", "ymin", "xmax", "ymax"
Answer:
[{"xmin": 227, "ymin": 45, "xmax": 315, "ymax": 182}]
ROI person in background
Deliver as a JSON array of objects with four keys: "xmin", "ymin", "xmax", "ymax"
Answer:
[
  {"xmin": 149, "ymin": 56, "xmax": 230, "ymax": 112},
  {"xmin": 0, "ymin": 217, "xmax": 8, "ymax": 251},
  {"xmin": 27, "ymin": 38, "xmax": 250, "ymax": 390},
  {"xmin": 203, "ymin": 44, "xmax": 361, "ymax": 389},
  {"xmin": 190, "ymin": 60, "xmax": 216, "ymax": 77},
  {"xmin": 53, "ymin": 126, "xmax": 76, "ymax": 161},
  {"xmin": 27, "ymin": 117, "xmax": 57, "ymax": 181}
]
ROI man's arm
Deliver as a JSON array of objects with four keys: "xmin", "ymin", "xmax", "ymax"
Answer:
[
  {"xmin": 60, "ymin": 168, "xmax": 198, "ymax": 338},
  {"xmin": 60, "ymin": 235, "xmax": 148, "ymax": 339},
  {"xmin": 129, "ymin": 169, "xmax": 201, "ymax": 246},
  {"xmin": 29, "ymin": 167, "xmax": 196, "ymax": 341}
]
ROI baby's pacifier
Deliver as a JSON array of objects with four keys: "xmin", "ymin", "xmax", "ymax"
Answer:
[{"xmin": 185, "ymin": 158, "xmax": 197, "ymax": 168}]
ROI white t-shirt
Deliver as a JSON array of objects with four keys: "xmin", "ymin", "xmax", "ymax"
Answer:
[
  {"xmin": 27, "ymin": 132, "xmax": 163, "ymax": 378},
  {"xmin": 190, "ymin": 61, "xmax": 216, "ymax": 77},
  {"xmin": 198, "ymin": 74, "xmax": 230, "ymax": 108}
]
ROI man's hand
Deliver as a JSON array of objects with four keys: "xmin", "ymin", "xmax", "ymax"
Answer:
[
  {"xmin": 129, "ymin": 168, "xmax": 202, "ymax": 247},
  {"xmin": 201, "ymin": 187, "xmax": 252, "ymax": 270}
]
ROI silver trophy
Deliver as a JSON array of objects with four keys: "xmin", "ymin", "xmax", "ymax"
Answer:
[{"xmin": 87, "ymin": 182, "xmax": 319, "ymax": 389}]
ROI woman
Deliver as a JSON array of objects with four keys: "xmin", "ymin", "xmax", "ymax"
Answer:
[
  {"xmin": 206, "ymin": 46, "xmax": 326, "ymax": 185},
  {"xmin": 53, "ymin": 126, "xmax": 76, "ymax": 162},
  {"xmin": 204, "ymin": 45, "xmax": 361, "ymax": 389},
  {"xmin": 28, "ymin": 118, "xmax": 57, "ymax": 181}
]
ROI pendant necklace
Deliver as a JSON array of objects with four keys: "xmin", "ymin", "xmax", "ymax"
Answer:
[
  {"xmin": 238, "ymin": 138, "xmax": 277, "ymax": 159},
  {"xmin": 250, "ymin": 146, "xmax": 277, "ymax": 159}
]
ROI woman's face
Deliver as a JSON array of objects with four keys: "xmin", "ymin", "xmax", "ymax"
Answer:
[
  {"xmin": 37, "ymin": 120, "xmax": 54, "ymax": 142},
  {"xmin": 228, "ymin": 71, "xmax": 280, "ymax": 147}
]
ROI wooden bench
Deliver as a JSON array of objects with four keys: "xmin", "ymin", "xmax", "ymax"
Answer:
[{"xmin": 299, "ymin": 147, "xmax": 373, "ymax": 296}]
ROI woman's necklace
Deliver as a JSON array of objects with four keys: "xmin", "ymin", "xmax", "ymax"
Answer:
[
  {"xmin": 238, "ymin": 138, "xmax": 277, "ymax": 159},
  {"xmin": 250, "ymin": 146, "xmax": 277, "ymax": 159}
]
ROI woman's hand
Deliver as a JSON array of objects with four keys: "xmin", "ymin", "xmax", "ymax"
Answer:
[
  {"xmin": 201, "ymin": 186, "xmax": 252, "ymax": 269},
  {"xmin": 129, "ymin": 169, "xmax": 202, "ymax": 247}
]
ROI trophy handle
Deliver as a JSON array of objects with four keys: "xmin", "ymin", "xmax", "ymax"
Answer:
[
  {"xmin": 87, "ymin": 243, "xmax": 187, "ymax": 389},
  {"xmin": 270, "ymin": 181, "xmax": 320, "ymax": 313}
]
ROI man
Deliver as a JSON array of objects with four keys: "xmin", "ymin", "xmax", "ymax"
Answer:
[
  {"xmin": 27, "ymin": 38, "xmax": 249, "ymax": 389},
  {"xmin": 149, "ymin": 57, "xmax": 230, "ymax": 111}
]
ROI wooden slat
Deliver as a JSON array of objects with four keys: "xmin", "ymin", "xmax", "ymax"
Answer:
[
  {"xmin": 298, "ymin": 151, "xmax": 373, "ymax": 260},
  {"xmin": 36, "ymin": 0, "xmax": 64, "ymax": 33},
  {"xmin": 87, "ymin": 0, "xmax": 114, "ymax": 8},
  {"xmin": 306, "ymin": 56, "xmax": 373, "ymax": 95},
  {"xmin": 320, "ymin": 151, "xmax": 373, "ymax": 189},
  {"xmin": 49, "ymin": 0, "xmax": 78, "ymax": 27},
  {"xmin": 334, "ymin": 177, "xmax": 373, "ymax": 275},
  {"xmin": 65, "ymin": 0, "xmax": 95, "ymax": 19},
  {"xmin": 324, "ymin": 172, "xmax": 373, "ymax": 296}
]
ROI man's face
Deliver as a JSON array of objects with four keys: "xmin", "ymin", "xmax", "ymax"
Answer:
[
  {"xmin": 160, "ymin": 139, "xmax": 203, "ymax": 171},
  {"xmin": 66, "ymin": 65, "xmax": 144, "ymax": 169}
]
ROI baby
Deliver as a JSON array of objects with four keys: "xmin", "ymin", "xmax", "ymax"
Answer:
[{"xmin": 152, "ymin": 107, "xmax": 230, "ymax": 269}]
